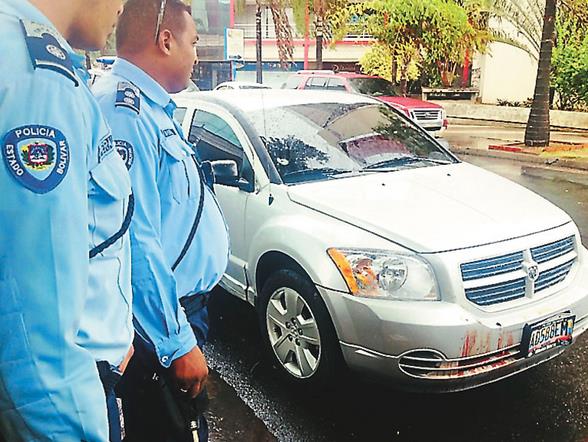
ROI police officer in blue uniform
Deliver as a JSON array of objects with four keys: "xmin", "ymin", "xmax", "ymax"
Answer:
[
  {"xmin": 0, "ymin": 1, "xmax": 134, "ymax": 441},
  {"xmin": 93, "ymin": 1, "xmax": 229, "ymax": 441}
]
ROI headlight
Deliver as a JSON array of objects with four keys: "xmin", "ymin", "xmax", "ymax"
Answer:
[
  {"xmin": 441, "ymin": 109, "xmax": 447, "ymax": 120},
  {"xmin": 327, "ymin": 248, "xmax": 439, "ymax": 301}
]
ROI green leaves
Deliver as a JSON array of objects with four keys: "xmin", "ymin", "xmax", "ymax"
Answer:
[
  {"xmin": 552, "ymin": 11, "xmax": 588, "ymax": 110},
  {"xmin": 336, "ymin": 0, "xmax": 489, "ymax": 87}
]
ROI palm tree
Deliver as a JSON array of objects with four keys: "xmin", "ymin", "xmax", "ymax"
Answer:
[
  {"xmin": 524, "ymin": 0, "xmax": 557, "ymax": 147},
  {"xmin": 235, "ymin": 0, "xmax": 294, "ymax": 82},
  {"xmin": 291, "ymin": 0, "xmax": 347, "ymax": 69}
]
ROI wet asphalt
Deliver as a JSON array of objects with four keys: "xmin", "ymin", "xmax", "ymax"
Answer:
[{"xmin": 205, "ymin": 146, "xmax": 588, "ymax": 442}]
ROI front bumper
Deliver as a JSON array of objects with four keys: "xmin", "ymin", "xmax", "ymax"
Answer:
[{"xmin": 318, "ymin": 253, "xmax": 588, "ymax": 392}]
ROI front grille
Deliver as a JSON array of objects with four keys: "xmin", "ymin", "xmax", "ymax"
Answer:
[
  {"xmin": 399, "ymin": 346, "xmax": 520, "ymax": 379},
  {"xmin": 535, "ymin": 259, "xmax": 575, "ymax": 292},
  {"xmin": 465, "ymin": 278, "xmax": 526, "ymax": 306},
  {"xmin": 461, "ymin": 251, "xmax": 524, "ymax": 281},
  {"xmin": 461, "ymin": 236, "xmax": 577, "ymax": 307},
  {"xmin": 412, "ymin": 109, "xmax": 441, "ymax": 121},
  {"xmin": 531, "ymin": 236, "xmax": 575, "ymax": 263}
]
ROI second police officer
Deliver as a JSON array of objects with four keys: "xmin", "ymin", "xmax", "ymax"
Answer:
[{"xmin": 93, "ymin": 0, "xmax": 229, "ymax": 441}]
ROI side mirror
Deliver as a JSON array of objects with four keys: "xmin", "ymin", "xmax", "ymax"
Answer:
[{"xmin": 211, "ymin": 159, "xmax": 239, "ymax": 186}]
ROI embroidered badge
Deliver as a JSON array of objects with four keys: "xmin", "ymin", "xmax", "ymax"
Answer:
[
  {"xmin": 161, "ymin": 128, "xmax": 177, "ymax": 138},
  {"xmin": 115, "ymin": 140, "xmax": 134, "ymax": 170},
  {"xmin": 98, "ymin": 135, "xmax": 114, "ymax": 162},
  {"xmin": 115, "ymin": 82, "xmax": 141, "ymax": 114},
  {"xmin": 2, "ymin": 125, "xmax": 70, "ymax": 194},
  {"xmin": 20, "ymin": 20, "xmax": 78, "ymax": 86}
]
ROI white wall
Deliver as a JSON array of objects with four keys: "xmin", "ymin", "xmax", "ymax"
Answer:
[
  {"xmin": 476, "ymin": 42, "xmax": 538, "ymax": 104},
  {"xmin": 475, "ymin": 16, "xmax": 540, "ymax": 104}
]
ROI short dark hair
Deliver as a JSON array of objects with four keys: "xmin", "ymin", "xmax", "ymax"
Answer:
[{"xmin": 116, "ymin": 0, "xmax": 192, "ymax": 53}]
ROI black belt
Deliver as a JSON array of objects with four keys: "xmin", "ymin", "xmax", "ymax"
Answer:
[{"xmin": 180, "ymin": 293, "xmax": 210, "ymax": 317}]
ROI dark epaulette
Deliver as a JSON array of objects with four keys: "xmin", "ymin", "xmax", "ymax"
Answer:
[
  {"xmin": 115, "ymin": 82, "xmax": 141, "ymax": 115},
  {"xmin": 20, "ymin": 19, "xmax": 79, "ymax": 86}
]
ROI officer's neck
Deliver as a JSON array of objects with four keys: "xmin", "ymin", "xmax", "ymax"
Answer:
[
  {"xmin": 29, "ymin": 0, "xmax": 78, "ymax": 42},
  {"xmin": 119, "ymin": 52, "xmax": 180, "ymax": 95}
]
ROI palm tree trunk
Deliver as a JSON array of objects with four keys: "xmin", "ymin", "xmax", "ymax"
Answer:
[
  {"xmin": 524, "ymin": 0, "xmax": 557, "ymax": 147},
  {"xmin": 315, "ymin": 16, "xmax": 323, "ymax": 70},
  {"xmin": 256, "ymin": 3, "xmax": 263, "ymax": 84}
]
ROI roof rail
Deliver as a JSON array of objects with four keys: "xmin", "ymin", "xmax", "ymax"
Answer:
[{"xmin": 295, "ymin": 70, "xmax": 335, "ymax": 75}]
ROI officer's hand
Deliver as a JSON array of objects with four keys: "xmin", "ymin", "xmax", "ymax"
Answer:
[{"xmin": 170, "ymin": 345, "xmax": 208, "ymax": 398}]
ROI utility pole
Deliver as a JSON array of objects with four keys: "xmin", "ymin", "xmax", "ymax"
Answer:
[
  {"xmin": 256, "ymin": 2, "xmax": 263, "ymax": 83},
  {"xmin": 303, "ymin": 0, "xmax": 310, "ymax": 69}
]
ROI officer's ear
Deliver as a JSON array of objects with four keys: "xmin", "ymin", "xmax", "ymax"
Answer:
[{"xmin": 157, "ymin": 29, "xmax": 174, "ymax": 54}]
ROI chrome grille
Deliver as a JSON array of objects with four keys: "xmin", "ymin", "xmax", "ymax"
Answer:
[
  {"xmin": 465, "ymin": 278, "xmax": 526, "ymax": 306},
  {"xmin": 535, "ymin": 259, "xmax": 575, "ymax": 292},
  {"xmin": 462, "ymin": 236, "xmax": 577, "ymax": 307},
  {"xmin": 461, "ymin": 251, "xmax": 524, "ymax": 281},
  {"xmin": 412, "ymin": 109, "xmax": 441, "ymax": 121},
  {"xmin": 399, "ymin": 345, "xmax": 520, "ymax": 379},
  {"xmin": 531, "ymin": 236, "xmax": 575, "ymax": 264}
]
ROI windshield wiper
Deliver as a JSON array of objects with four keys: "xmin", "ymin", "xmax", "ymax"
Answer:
[
  {"xmin": 282, "ymin": 167, "xmax": 354, "ymax": 182},
  {"xmin": 362, "ymin": 156, "xmax": 451, "ymax": 171}
]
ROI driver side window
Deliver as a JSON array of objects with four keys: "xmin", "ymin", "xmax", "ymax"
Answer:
[{"xmin": 188, "ymin": 109, "xmax": 254, "ymax": 187}]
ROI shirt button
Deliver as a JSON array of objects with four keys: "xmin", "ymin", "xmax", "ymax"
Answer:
[{"xmin": 161, "ymin": 356, "xmax": 169, "ymax": 363}]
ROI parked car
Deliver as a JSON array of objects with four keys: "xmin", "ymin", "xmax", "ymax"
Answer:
[
  {"xmin": 215, "ymin": 81, "xmax": 272, "ymax": 91},
  {"xmin": 283, "ymin": 70, "xmax": 448, "ymax": 135},
  {"xmin": 174, "ymin": 90, "xmax": 588, "ymax": 392}
]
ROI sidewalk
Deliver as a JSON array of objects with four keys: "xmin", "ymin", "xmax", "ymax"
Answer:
[
  {"xmin": 433, "ymin": 100, "xmax": 588, "ymax": 131},
  {"xmin": 442, "ymin": 121, "xmax": 588, "ymax": 187}
]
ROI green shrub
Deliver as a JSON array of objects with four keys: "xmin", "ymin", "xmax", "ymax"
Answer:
[{"xmin": 552, "ymin": 16, "xmax": 588, "ymax": 111}]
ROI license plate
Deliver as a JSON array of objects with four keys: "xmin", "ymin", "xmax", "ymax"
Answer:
[{"xmin": 522, "ymin": 314, "xmax": 575, "ymax": 357}]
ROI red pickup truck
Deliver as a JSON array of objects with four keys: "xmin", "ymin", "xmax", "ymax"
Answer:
[{"xmin": 282, "ymin": 71, "xmax": 448, "ymax": 135}]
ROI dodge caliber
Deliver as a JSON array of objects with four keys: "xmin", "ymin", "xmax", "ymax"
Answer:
[{"xmin": 175, "ymin": 90, "xmax": 588, "ymax": 392}]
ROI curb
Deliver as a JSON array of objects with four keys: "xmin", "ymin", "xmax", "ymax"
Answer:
[
  {"xmin": 450, "ymin": 145, "xmax": 588, "ymax": 171},
  {"xmin": 450, "ymin": 146, "xmax": 588, "ymax": 187},
  {"xmin": 435, "ymin": 101, "xmax": 588, "ymax": 131},
  {"xmin": 521, "ymin": 165, "xmax": 588, "ymax": 187}
]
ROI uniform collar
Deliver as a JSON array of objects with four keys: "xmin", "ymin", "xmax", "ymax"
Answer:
[
  {"xmin": 112, "ymin": 58, "xmax": 172, "ymax": 109},
  {"xmin": 0, "ymin": 0, "xmax": 82, "ymax": 69}
]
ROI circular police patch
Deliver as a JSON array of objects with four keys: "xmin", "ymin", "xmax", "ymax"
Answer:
[
  {"xmin": 2, "ymin": 125, "xmax": 70, "ymax": 194},
  {"xmin": 115, "ymin": 140, "xmax": 134, "ymax": 169}
]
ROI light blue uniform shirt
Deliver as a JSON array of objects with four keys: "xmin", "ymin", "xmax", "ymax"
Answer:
[
  {"xmin": 0, "ymin": 1, "xmax": 133, "ymax": 440},
  {"xmin": 94, "ymin": 59, "xmax": 229, "ymax": 367}
]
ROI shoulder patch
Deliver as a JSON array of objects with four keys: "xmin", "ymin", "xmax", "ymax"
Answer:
[
  {"xmin": 98, "ymin": 135, "xmax": 114, "ymax": 163},
  {"xmin": 114, "ymin": 140, "xmax": 134, "ymax": 170},
  {"xmin": 161, "ymin": 128, "xmax": 177, "ymax": 138},
  {"xmin": 115, "ymin": 82, "xmax": 141, "ymax": 114},
  {"xmin": 2, "ymin": 125, "xmax": 70, "ymax": 194},
  {"xmin": 19, "ymin": 20, "xmax": 78, "ymax": 86}
]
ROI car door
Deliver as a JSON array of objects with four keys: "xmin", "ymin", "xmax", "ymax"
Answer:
[{"xmin": 184, "ymin": 104, "xmax": 261, "ymax": 300}]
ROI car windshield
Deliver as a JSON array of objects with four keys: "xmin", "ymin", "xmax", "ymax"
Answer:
[
  {"xmin": 248, "ymin": 102, "xmax": 457, "ymax": 184},
  {"xmin": 348, "ymin": 78, "xmax": 399, "ymax": 97}
]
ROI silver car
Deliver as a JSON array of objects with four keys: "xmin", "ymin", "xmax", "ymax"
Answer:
[{"xmin": 175, "ymin": 90, "xmax": 588, "ymax": 392}]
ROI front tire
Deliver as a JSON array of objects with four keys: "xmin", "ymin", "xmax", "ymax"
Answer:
[{"xmin": 258, "ymin": 269, "xmax": 342, "ymax": 385}]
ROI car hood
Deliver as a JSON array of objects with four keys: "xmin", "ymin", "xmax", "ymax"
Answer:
[
  {"xmin": 376, "ymin": 96, "xmax": 442, "ymax": 109},
  {"xmin": 286, "ymin": 163, "xmax": 571, "ymax": 253}
]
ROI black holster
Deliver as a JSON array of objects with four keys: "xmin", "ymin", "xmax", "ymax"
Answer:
[{"xmin": 118, "ymin": 337, "xmax": 208, "ymax": 442}]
